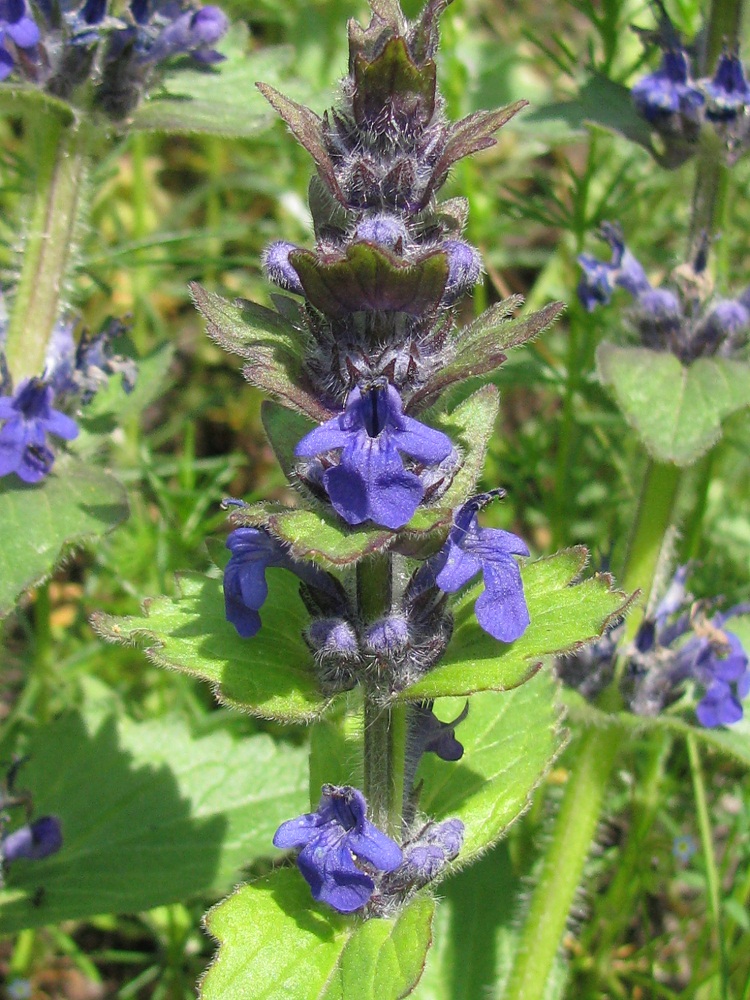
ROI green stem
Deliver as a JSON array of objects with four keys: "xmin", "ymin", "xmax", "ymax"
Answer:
[
  {"xmin": 505, "ymin": 463, "xmax": 682, "ymax": 998},
  {"xmin": 689, "ymin": 0, "xmax": 743, "ymax": 272},
  {"xmin": 704, "ymin": 0, "xmax": 744, "ymax": 71},
  {"xmin": 358, "ymin": 555, "xmax": 407, "ymax": 837},
  {"xmin": 5, "ymin": 118, "xmax": 88, "ymax": 384},
  {"xmin": 619, "ymin": 461, "xmax": 683, "ymax": 642},
  {"xmin": 130, "ymin": 132, "xmax": 150, "ymax": 355},
  {"xmin": 504, "ymin": 728, "xmax": 621, "ymax": 1000},
  {"xmin": 687, "ymin": 734, "xmax": 729, "ymax": 1000}
]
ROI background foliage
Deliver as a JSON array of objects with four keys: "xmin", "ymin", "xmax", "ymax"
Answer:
[{"xmin": 1, "ymin": 0, "xmax": 749, "ymax": 996}]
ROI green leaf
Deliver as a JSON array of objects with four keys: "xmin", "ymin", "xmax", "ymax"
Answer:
[
  {"xmin": 190, "ymin": 283, "xmax": 328, "ymax": 422},
  {"xmin": 231, "ymin": 504, "xmax": 395, "ymax": 569},
  {"xmin": 419, "ymin": 668, "xmax": 565, "ymax": 860},
  {"xmin": 201, "ymin": 868, "xmax": 434, "ymax": 1000},
  {"xmin": 353, "ymin": 37, "xmax": 436, "ymax": 128},
  {"xmin": 411, "ymin": 842, "xmax": 568, "ymax": 1000},
  {"xmin": 597, "ymin": 344, "xmax": 750, "ymax": 466},
  {"xmin": 399, "ymin": 548, "xmax": 629, "ymax": 700},
  {"xmin": 412, "ymin": 301, "xmax": 564, "ymax": 410},
  {"xmin": 523, "ymin": 73, "xmax": 655, "ymax": 151},
  {"xmin": 257, "ymin": 83, "xmax": 342, "ymax": 200},
  {"xmin": 0, "ymin": 85, "xmax": 75, "ymax": 124},
  {"xmin": 0, "ymin": 709, "xmax": 309, "ymax": 932},
  {"xmin": 262, "ymin": 401, "xmax": 316, "ymax": 475},
  {"xmin": 91, "ymin": 571, "xmax": 328, "ymax": 722},
  {"xmin": 0, "ymin": 456, "xmax": 128, "ymax": 618},
  {"xmin": 131, "ymin": 30, "xmax": 288, "ymax": 136}
]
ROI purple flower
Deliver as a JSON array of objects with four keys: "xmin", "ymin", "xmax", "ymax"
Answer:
[
  {"xmin": 381, "ymin": 818, "xmax": 464, "ymax": 896},
  {"xmin": 0, "ymin": 0, "xmax": 40, "ymax": 80},
  {"xmin": 273, "ymin": 785, "xmax": 402, "ymax": 912},
  {"xmin": 410, "ymin": 701, "xmax": 468, "ymax": 762},
  {"xmin": 632, "ymin": 49, "xmax": 704, "ymax": 123},
  {"xmin": 355, "ymin": 214, "xmax": 409, "ymax": 250},
  {"xmin": 691, "ymin": 630, "xmax": 749, "ymax": 727},
  {"xmin": 704, "ymin": 52, "xmax": 750, "ymax": 121},
  {"xmin": 295, "ymin": 382, "xmax": 454, "ymax": 529},
  {"xmin": 433, "ymin": 493, "xmax": 530, "ymax": 643},
  {"xmin": 138, "ymin": 3, "xmax": 228, "ymax": 65},
  {"xmin": 1, "ymin": 816, "xmax": 62, "ymax": 863},
  {"xmin": 223, "ymin": 526, "xmax": 336, "ymax": 638},
  {"xmin": 577, "ymin": 224, "xmax": 649, "ymax": 312},
  {"xmin": 0, "ymin": 379, "xmax": 78, "ymax": 483}
]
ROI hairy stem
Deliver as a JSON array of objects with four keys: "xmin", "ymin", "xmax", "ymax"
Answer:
[
  {"xmin": 505, "ymin": 462, "xmax": 682, "ymax": 997},
  {"xmin": 359, "ymin": 554, "xmax": 406, "ymax": 837},
  {"xmin": 504, "ymin": 728, "xmax": 621, "ymax": 1000},
  {"xmin": 5, "ymin": 118, "xmax": 88, "ymax": 384}
]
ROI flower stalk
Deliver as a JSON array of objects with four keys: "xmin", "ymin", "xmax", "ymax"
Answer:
[
  {"xmin": 4, "ymin": 116, "xmax": 89, "ymax": 384},
  {"xmin": 359, "ymin": 554, "xmax": 408, "ymax": 837},
  {"xmin": 507, "ymin": 0, "xmax": 745, "ymax": 980}
]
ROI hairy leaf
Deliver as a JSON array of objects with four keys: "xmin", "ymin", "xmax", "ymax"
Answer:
[
  {"xmin": 425, "ymin": 101, "xmax": 527, "ymax": 203},
  {"xmin": 399, "ymin": 548, "xmax": 630, "ymax": 700},
  {"xmin": 0, "ymin": 456, "xmax": 128, "ymax": 618},
  {"xmin": 257, "ymin": 83, "xmax": 342, "ymax": 199},
  {"xmin": 411, "ymin": 300, "xmax": 563, "ymax": 409},
  {"xmin": 597, "ymin": 344, "xmax": 750, "ymax": 466},
  {"xmin": 201, "ymin": 868, "xmax": 434, "ymax": 1000},
  {"xmin": 0, "ymin": 707, "xmax": 308, "ymax": 932},
  {"xmin": 131, "ymin": 32, "xmax": 289, "ymax": 136},
  {"xmin": 353, "ymin": 37, "xmax": 436, "ymax": 128},
  {"xmin": 92, "ymin": 571, "xmax": 328, "ymax": 722},
  {"xmin": 190, "ymin": 283, "xmax": 328, "ymax": 421},
  {"xmin": 419, "ymin": 668, "xmax": 565, "ymax": 859}
]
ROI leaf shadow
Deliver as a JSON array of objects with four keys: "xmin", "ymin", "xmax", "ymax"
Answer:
[{"xmin": 0, "ymin": 712, "xmax": 226, "ymax": 933}]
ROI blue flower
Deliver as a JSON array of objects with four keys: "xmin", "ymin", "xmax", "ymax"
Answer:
[
  {"xmin": 223, "ymin": 526, "xmax": 338, "ymax": 638},
  {"xmin": 672, "ymin": 834, "xmax": 697, "ymax": 864},
  {"xmin": 704, "ymin": 52, "xmax": 750, "ymax": 121},
  {"xmin": 273, "ymin": 785, "xmax": 402, "ymax": 912},
  {"xmin": 398, "ymin": 818, "xmax": 464, "ymax": 882},
  {"xmin": 0, "ymin": 0, "xmax": 40, "ymax": 79},
  {"xmin": 410, "ymin": 701, "xmax": 468, "ymax": 762},
  {"xmin": 631, "ymin": 49, "xmax": 704, "ymax": 123},
  {"xmin": 295, "ymin": 381, "xmax": 454, "ymax": 529},
  {"xmin": 135, "ymin": 2, "xmax": 228, "ymax": 65},
  {"xmin": 1, "ymin": 815, "xmax": 62, "ymax": 863},
  {"xmin": 433, "ymin": 492, "xmax": 530, "ymax": 643},
  {"xmin": 0, "ymin": 379, "xmax": 78, "ymax": 483},
  {"xmin": 689, "ymin": 627, "xmax": 749, "ymax": 728},
  {"xmin": 126, "ymin": 0, "xmax": 227, "ymax": 65},
  {"xmin": 577, "ymin": 224, "xmax": 650, "ymax": 312}
]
